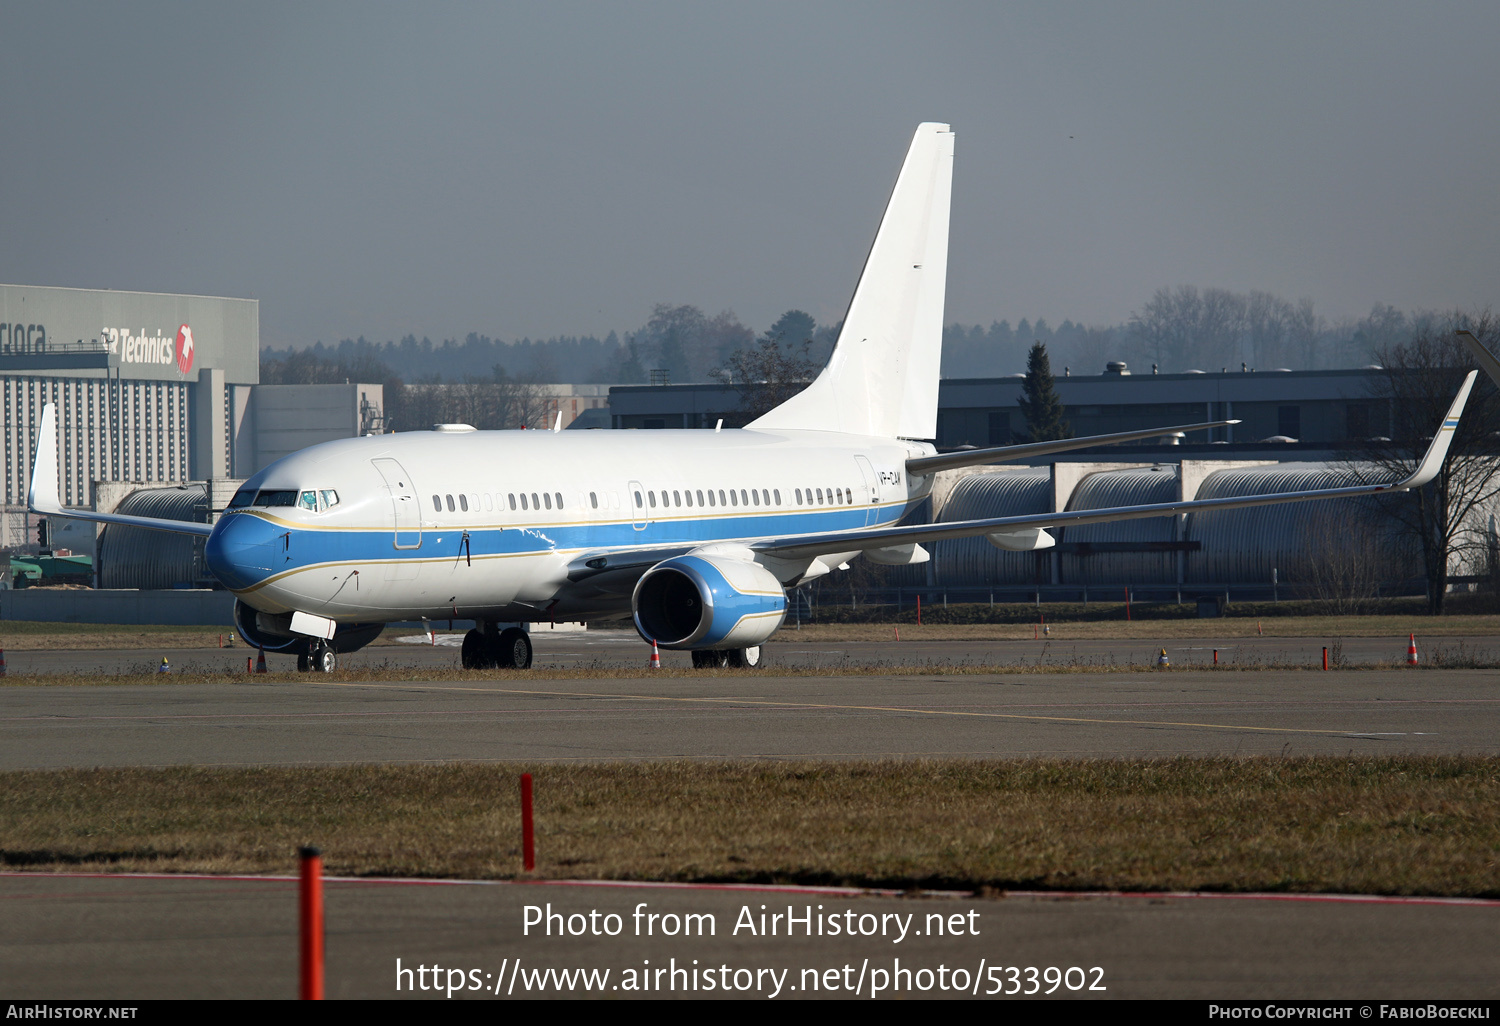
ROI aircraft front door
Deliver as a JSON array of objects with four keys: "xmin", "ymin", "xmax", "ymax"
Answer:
[{"xmin": 372, "ymin": 458, "xmax": 422, "ymax": 550}]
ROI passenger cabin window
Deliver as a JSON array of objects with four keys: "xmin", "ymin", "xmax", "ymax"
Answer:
[
  {"xmin": 774, "ymin": 489, "xmax": 782, "ymax": 504},
  {"xmin": 543, "ymin": 493, "xmax": 552, "ymax": 510},
  {"xmin": 509, "ymin": 494, "xmax": 517, "ymax": 510},
  {"xmin": 648, "ymin": 492, "xmax": 657, "ymax": 507},
  {"xmin": 432, "ymin": 495, "xmax": 441, "ymax": 512},
  {"xmin": 634, "ymin": 491, "xmax": 643, "ymax": 507},
  {"xmin": 696, "ymin": 489, "xmax": 705, "ymax": 506},
  {"xmin": 520, "ymin": 494, "xmax": 529, "ymax": 510},
  {"xmin": 532, "ymin": 492, "xmax": 540, "ymax": 510},
  {"xmin": 590, "ymin": 492, "xmax": 598, "ymax": 509},
  {"xmin": 446, "ymin": 495, "xmax": 455, "ymax": 512},
  {"xmin": 459, "ymin": 494, "xmax": 469, "ymax": 512},
  {"xmin": 555, "ymin": 492, "xmax": 563, "ymax": 509}
]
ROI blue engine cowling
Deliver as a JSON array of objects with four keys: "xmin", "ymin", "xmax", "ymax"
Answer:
[
  {"xmin": 232, "ymin": 599, "xmax": 385, "ymax": 655},
  {"xmin": 632, "ymin": 555, "xmax": 787, "ymax": 650}
]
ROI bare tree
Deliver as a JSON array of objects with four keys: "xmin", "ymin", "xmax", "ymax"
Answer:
[
  {"xmin": 1299, "ymin": 507, "xmax": 1396, "ymax": 614},
  {"xmin": 712, "ymin": 312, "xmax": 821, "ymax": 422},
  {"xmin": 1350, "ymin": 314, "xmax": 1500, "ymax": 613},
  {"xmin": 393, "ymin": 376, "xmax": 549, "ymax": 432}
]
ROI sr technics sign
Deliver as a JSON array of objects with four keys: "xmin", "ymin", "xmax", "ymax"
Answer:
[{"xmin": 104, "ymin": 324, "xmax": 195, "ymax": 374}]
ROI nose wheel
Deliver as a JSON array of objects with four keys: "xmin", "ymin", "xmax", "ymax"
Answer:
[
  {"xmin": 299, "ymin": 640, "xmax": 337, "ymax": 673},
  {"xmin": 691, "ymin": 647, "xmax": 763, "ymax": 669}
]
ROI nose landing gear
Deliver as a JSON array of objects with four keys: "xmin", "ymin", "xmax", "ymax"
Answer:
[
  {"xmin": 690, "ymin": 646, "xmax": 763, "ymax": 669},
  {"xmin": 296, "ymin": 640, "xmax": 338, "ymax": 673}
]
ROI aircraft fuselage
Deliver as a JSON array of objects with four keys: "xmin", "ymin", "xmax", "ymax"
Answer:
[{"xmin": 205, "ymin": 427, "xmax": 933, "ymax": 624}]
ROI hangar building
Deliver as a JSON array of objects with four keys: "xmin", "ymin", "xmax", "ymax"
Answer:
[{"xmin": 0, "ymin": 283, "xmax": 382, "ymax": 566}]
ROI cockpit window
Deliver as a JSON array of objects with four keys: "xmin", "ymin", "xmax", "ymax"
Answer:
[
  {"xmin": 298, "ymin": 491, "xmax": 319, "ymax": 511},
  {"xmin": 255, "ymin": 489, "xmax": 298, "ymax": 507},
  {"xmin": 320, "ymin": 490, "xmax": 339, "ymax": 510},
  {"xmin": 228, "ymin": 488, "xmax": 256, "ymax": 509}
]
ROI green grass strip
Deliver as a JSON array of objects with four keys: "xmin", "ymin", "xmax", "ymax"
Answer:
[{"xmin": 3, "ymin": 757, "xmax": 1497, "ymax": 896}]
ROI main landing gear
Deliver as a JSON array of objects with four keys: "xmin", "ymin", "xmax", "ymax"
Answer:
[
  {"xmin": 461, "ymin": 625, "xmax": 533, "ymax": 669},
  {"xmin": 296, "ymin": 640, "xmax": 337, "ymax": 673},
  {"xmin": 690, "ymin": 646, "xmax": 763, "ymax": 669}
]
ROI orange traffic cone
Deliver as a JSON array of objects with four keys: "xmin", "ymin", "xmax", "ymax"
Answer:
[
  {"xmin": 648, "ymin": 639, "xmax": 661, "ymax": 669},
  {"xmin": 1407, "ymin": 633, "xmax": 1418, "ymax": 666},
  {"xmin": 256, "ymin": 648, "xmax": 268, "ymax": 674}
]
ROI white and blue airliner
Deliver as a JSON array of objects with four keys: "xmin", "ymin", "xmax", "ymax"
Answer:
[{"xmin": 27, "ymin": 124, "xmax": 1475, "ymax": 671}]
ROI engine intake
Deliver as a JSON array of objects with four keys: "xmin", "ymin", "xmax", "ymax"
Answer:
[{"xmin": 633, "ymin": 555, "xmax": 787, "ymax": 650}]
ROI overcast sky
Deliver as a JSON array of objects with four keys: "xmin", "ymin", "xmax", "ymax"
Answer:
[{"xmin": 3, "ymin": 2, "xmax": 1498, "ymax": 348}]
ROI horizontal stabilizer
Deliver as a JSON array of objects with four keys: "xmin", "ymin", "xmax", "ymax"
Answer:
[{"xmin": 1458, "ymin": 330, "xmax": 1500, "ymax": 389}]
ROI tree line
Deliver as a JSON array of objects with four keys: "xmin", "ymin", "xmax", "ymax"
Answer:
[{"xmin": 262, "ymin": 286, "xmax": 1453, "ymax": 392}]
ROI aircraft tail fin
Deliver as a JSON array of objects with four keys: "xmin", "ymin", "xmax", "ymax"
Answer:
[{"xmin": 750, "ymin": 122, "xmax": 954, "ymax": 439}]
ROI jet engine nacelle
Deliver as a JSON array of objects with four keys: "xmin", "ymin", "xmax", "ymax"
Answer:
[
  {"xmin": 232, "ymin": 600, "xmax": 385, "ymax": 655},
  {"xmin": 632, "ymin": 554, "xmax": 787, "ymax": 650}
]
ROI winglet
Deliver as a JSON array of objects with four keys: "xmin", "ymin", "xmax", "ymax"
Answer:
[
  {"xmin": 26, "ymin": 403, "xmax": 61, "ymax": 513},
  {"xmin": 1457, "ymin": 330, "xmax": 1500, "ymax": 389},
  {"xmin": 1396, "ymin": 369, "xmax": 1476, "ymax": 490}
]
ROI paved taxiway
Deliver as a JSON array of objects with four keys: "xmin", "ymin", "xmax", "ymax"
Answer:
[
  {"xmin": 7, "ymin": 630, "xmax": 1494, "ymax": 676},
  {"xmin": 5, "ymin": 875, "xmax": 1496, "ymax": 999},
  {"xmin": 3, "ymin": 667, "xmax": 1497, "ymax": 769}
]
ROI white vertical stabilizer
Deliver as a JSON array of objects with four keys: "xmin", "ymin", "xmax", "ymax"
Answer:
[{"xmin": 750, "ymin": 122, "xmax": 953, "ymax": 440}]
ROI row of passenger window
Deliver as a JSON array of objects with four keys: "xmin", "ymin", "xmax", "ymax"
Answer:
[
  {"xmin": 434, "ymin": 491, "xmax": 564, "ymax": 514},
  {"xmin": 426, "ymin": 483, "xmax": 862, "ymax": 519},
  {"xmin": 630, "ymin": 485, "xmax": 858, "ymax": 510}
]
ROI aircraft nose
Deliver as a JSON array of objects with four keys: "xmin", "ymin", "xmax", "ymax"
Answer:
[{"xmin": 204, "ymin": 513, "xmax": 284, "ymax": 591}]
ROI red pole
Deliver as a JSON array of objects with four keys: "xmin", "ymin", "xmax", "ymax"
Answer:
[
  {"xmin": 1213, "ymin": 649, "xmax": 1218, "ymax": 665},
  {"xmin": 299, "ymin": 846, "xmax": 324, "ymax": 1001},
  {"xmin": 1125, "ymin": 587, "xmax": 1131, "ymax": 621},
  {"xmin": 521, "ymin": 773, "xmax": 535, "ymax": 872},
  {"xmin": 1323, "ymin": 646, "xmax": 1328, "ymax": 671},
  {"xmin": 916, "ymin": 595, "xmax": 921, "ymax": 626}
]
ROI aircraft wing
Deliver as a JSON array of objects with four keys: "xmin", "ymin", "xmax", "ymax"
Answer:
[
  {"xmin": 905, "ymin": 419, "xmax": 1238, "ymax": 475},
  {"xmin": 27, "ymin": 403, "xmax": 214, "ymax": 538},
  {"xmin": 754, "ymin": 370, "xmax": 1476, "ymax": 562}
]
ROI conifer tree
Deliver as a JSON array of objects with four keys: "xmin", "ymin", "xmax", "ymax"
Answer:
[{"xmin": 1017, "ymin": 342, "xmax": 1070, "ymax": 442}]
